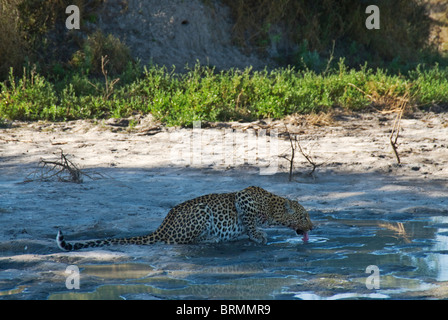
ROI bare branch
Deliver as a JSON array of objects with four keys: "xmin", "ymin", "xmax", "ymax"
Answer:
[
  {"xmin": 389, "ymin": 91, "xmax": 410, "ymax": 164},
  {"xmin": 295, "ymin": 138, "xmax": 319, "ymax": 175},
  {"xmin": 25, "ymin": 149, "xmax": 104, "ymax": 183},
  {"xmin": 280, "ymin": 124, "xmax": 323, "ymax": 180}
]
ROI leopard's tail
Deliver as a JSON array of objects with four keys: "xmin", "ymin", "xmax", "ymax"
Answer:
[{"xmin": 56, "ymin": 230, "xmax": 159, "ymax": 251}]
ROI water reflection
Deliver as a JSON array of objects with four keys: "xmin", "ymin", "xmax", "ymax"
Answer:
[
  {"xmin": 46, "ymin": 214, "xmax": 448, "ymax": 300},
  {"xmin": 429, "ymin": 216, "xmax": 448, "ymax": 281}
]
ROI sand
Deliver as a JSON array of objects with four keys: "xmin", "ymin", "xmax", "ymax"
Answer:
[{"xmin": 0, "ymin": 111, "xmax": 447, "ymax": 299}]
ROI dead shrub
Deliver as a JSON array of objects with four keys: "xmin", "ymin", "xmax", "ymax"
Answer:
[{"xmin": 25, "ymin": 149, "xmax": 103, "ymax": 183}]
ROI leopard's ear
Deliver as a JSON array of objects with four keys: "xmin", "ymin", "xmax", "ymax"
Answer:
[{"xmin": 284, "ymin": 199, "xmax": 295, "ymax": 214}]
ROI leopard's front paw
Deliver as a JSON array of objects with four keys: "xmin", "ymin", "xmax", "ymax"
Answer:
[{"xmin": 249, "ymin": 230, "xmax": 267, "ymax": 244}]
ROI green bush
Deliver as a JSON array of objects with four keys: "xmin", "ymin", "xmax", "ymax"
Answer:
[
  {"xmin": 222, "ymin": 0, "xmax": 435, "ymax": 70},
  {"xmin": 70, "ymin": 31, "xmax": 133, "ymax": 76},
  {"xmin": 409, "ymin": 64, "xmax": 448, "ymax": 106},
  {"xmin": 1, "ymin": 61, "xmax": 447, "ymax": 126},
  {"xmin": 0, "ymin": 68, "xmax": 59, "ymax": 121},
  {"xmin": 0, "ymin": 0, "xmax": 27, "ymax": 80}
]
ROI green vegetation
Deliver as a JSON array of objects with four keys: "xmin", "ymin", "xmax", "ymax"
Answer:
[
  {"xmin": 0, "ymin": 0, "xmax": 447, "ymax": 126},
  {"xmin": 222, "ymin": 0, "xmax": 437, "ymax": 71},
  {"xmin": 1, "ymin": 61, "xmax": 448, "ymax": 126},
  {"xmin": 0, "ymin": 0, "xmax": 104, "ymax": 81}
]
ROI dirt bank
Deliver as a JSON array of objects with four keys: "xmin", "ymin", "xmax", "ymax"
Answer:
[{"xmin": 96, "ymin": 0, "xmax": 268, "ymax": 71}]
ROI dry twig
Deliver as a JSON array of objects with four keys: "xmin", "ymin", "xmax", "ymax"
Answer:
[
  {"xmin": 280, "ymin": 125, "xmax": 321, "ymax": 180},
  {"xmin": 389, "ymin": 92, "xmax": 410, "ymax": 164},
  {"xmin": 25, "ymin": 149, "xmax": 103, "ymax": 183},
  {"xmin": 347, "ymin": 82, "xmax": 412, "ymax": 164},
  {"xmin": 88, "ymin": 55, "xmax": 120, "ymax": 100},
  {"xmin": 296, "ymin": 138, "xmax": 320, "ymax": 175},
  {"xmin": 281, "ymin": 126, "xmax": 296, "ymax": 181}
]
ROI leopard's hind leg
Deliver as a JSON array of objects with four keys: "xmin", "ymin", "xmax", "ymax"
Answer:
[{"xmin": 159, "ymin": 203, "xmax": 212, "ymax": 244}]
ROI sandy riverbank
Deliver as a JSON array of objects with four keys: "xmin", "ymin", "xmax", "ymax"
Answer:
[{"xmin": 1, "ymin": 111, "xmax": 447, "ymax": 299}]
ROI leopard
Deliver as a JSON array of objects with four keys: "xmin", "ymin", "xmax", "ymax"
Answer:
[{"xmin": 56, "ymin": 186, "xmax": 313, "ymax": 251}]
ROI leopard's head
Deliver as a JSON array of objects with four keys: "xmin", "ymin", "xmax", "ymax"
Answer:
[{"xmin": 278, "ymin": 199, "xmax": 313, "ymax": 240}]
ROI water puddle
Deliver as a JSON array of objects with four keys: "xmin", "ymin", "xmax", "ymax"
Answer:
[
  {"xmin": 46, "ymin": 212, "xmax": 448, "ymax": 300},
  {"xmin": 0, "ymin": 285, "xmax": 27, "ymax": 297}
]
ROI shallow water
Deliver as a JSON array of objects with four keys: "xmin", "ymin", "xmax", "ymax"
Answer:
[
  {"xmin": 1, "ymin": 167, "xmax": 447, "ymax": 300},
  {"xmin": 45, "ymin": 211, "xmax": 448, "ymax": 300}
]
